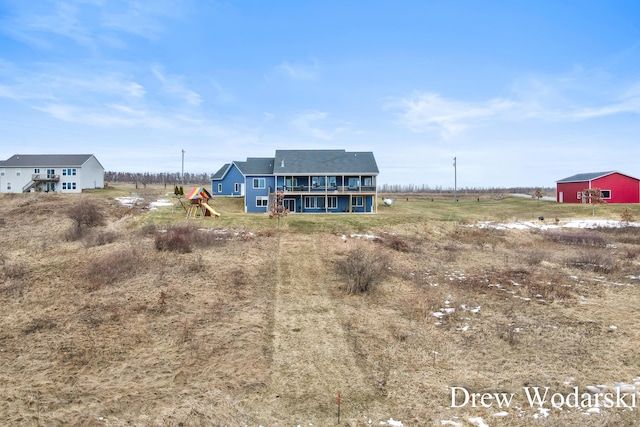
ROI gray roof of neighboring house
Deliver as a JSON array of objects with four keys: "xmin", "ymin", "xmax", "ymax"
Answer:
[
  {"xmin": 273, "ymin": 149, "xmax": 379, "ymax": 174},
  {"xmin": 0, "ymin": 154, "xmax": 99, "ymax": 168},
  {"xmin": 212, "ymin": 163, "xmax": 231, "ymax": 180},
  {"xmin": 236, "ymin": 157, "xmax": 275, "ymax": 175},
  {"xmin": 557, "ymin": 171, "xmax": 617, "ymax": 183}
]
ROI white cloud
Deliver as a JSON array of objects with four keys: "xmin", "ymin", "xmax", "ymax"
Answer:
[
  {"xmin": 387, "ymin": 92, "xmax": 515, "ymax": 137},
  {"xmin": 388, "ymin": 71, "xmax": 640, "ymax": 136},
  {"xmin": 277, "ymin": 60, "xmax": 319, "ymax": 81},
  {"xmin": 152, "ymin": 66, "xmax": 202, "ymax": 106},
  {"xmin": 293, "ymin": 111, "xmax": 331, "ymax": 139}
]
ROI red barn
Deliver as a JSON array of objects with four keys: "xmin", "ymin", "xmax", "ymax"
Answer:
[{"xmin": 556, "ymin": 171, "xmax": 640, "ymax": 204}]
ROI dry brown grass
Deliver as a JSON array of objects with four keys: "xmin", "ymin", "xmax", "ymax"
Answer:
[{"xmin": 0, "ymin": 191, "xmax": 639, "ymax": 426}]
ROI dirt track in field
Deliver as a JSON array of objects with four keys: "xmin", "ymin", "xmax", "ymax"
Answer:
[{"xmin": 249, "ymin": 234, "xmax": 387, "ymax": 425}]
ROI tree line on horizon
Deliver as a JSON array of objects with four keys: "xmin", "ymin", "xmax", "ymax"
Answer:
[{"xmin": 104, "ymin": 171, "xmax": 553, "ymax": 195}]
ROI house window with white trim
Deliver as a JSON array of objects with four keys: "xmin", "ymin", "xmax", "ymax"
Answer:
[
  {"xmin": 256, "ymin": 196, "xmax": 268, "ymax": 207},
  {"xmin": 217, "ymin": 183, "xmax": 222, "ymax": 192},
  {"xmin": 0, "ymin": 169, "xmax": 5, "ymax": 177},
  {"xmin": 353, "ymin": 196, "xmax": 364, "ymax": 207},
  {"xmin": 328, "ymin": 196, "xmax": 337, "ymax": 209},
  {"xmin": 33, "ymin": 168, "xmax": 40, "ymax": 174},
  {"xmin": 6, "ymin": 182, "xmax": 11, "ymax": 191},
  {"xmin": 15, "ymin": 169, "xmax": 20, "ymax": 177},
  {"xmin": 253, "ymin": 178, "xmax": 266, "ymax": 189},
  {"xmin": 63, "ymin": 183, "xmax": 67, "ymax": 190},
  {"xmin": 601, "ymin": 190, "xmax": 611, "ymax": 199},
  {"xmin": 304, "ymin": 196, "xmax": 316, "ymax": 209},
  {"xmin": 72, "ymin": 182, "xmax": 76, "ymax": 190},
  {"xmin": 234, "ymin": 183, "xmax": 240, "ymax": 193}
]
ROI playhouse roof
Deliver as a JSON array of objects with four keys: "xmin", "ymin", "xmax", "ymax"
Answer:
[{"xmin": 186, "ymin": 187, "xmax": 212, "ymax": 200}]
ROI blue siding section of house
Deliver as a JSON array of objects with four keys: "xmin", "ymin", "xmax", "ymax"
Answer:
[
  {"xmin": 245, "ymin": 175, "xmax": 276, "ymax": 213},
  {"xmin": 211, "ymin": 164, "xmax": 244, "ymax": 196}
]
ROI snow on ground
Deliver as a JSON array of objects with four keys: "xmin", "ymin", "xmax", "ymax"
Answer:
[{"xmin": 474, "ymin": 218, "xmax": 640, "ymax": 230}]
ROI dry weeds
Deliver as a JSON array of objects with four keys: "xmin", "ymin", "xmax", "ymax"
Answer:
[{"xmin": 0, "ymin": 190, "xmax": 639, "ymax": 426}]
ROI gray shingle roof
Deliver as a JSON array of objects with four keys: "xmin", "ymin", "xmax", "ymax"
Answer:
[
  {"xmin": 274, "ymin": 150, "xmax": 379, "ymax": 174},
  {"xmin": 212, "ymin": 163, "xmax": 231, "ymax": 180},
  {"xmin": 236, "ymin": 158, "xmax": 275, "ymax": 175},
  {"xmin": 557, "ymin": 171, "xmax": 616, "ymax": 183},
  {"xmin": 0, "ymin": 154, "xmax": 96, "ymax": 168}
]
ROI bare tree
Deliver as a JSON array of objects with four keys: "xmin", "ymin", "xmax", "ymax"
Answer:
[
  {"xmin": 583, "ymin": 188, "xmax": 606, "ymax": 216},
  {"xmin": 269, "ymin": 191, "xmax": 289, "ymax": 229}
]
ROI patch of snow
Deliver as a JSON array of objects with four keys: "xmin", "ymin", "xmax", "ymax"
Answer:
[
  {"xmin": 441, "ymin": 421, "xmax": 462, "ymax": 426},
  {"xmin": 533, "ymin": 407, "xmax": 550, "ymax": 419},
  {"xmin": 468, "ymin": 417, "xmax": 489, "ymax": 427},
  {"xmin": 493, "ymin": 411, "xmax": 509, "ymax": 417},
  {"xmin": 380, "ymin": 419, "xmax": 403, "ymax": 426}
]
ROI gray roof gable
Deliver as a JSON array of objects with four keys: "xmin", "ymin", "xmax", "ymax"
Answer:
[
  {"xmin": 0, "ymin": 154, "xmax": 97, "ymax": 168},
  {"xmin": 557, "ymin": 171, "xmax": 617, "ymax": 183},
  {"xmin": 212, "ymin": 163, "xmax": 231, "ymax": 180},
  {"xmin": 235, "ymin": 157, "xmax": 274, "ymax": 175},
  {"xmin": 274, "ymin": 149, "xmax": 378, "ymax": 174}
]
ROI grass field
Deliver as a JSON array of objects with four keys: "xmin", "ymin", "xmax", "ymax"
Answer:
[{"xmin": 1, "ymin": 184, "xmax": 639, "ymax": 426}]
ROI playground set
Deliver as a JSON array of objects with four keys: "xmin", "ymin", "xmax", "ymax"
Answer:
[{"xmin": 178, "ymin": 187, "xmax": 220, "ymax": 219}]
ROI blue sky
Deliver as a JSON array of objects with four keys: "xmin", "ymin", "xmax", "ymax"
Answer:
[{"xmin": 1, "ymin": 1, "xmax": 640, "ymax": 188}]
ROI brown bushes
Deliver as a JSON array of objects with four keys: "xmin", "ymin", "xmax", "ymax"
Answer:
[
  {"xmin": 154, "ymin": 225, "xmax": 229, "ymax": 253},
  {"xmin": 543, "ymin": 230, "xmax": 608, "ymax": 247},
  {"xmin": 82, "ymin": 248, "xmax": 140, "ymax": 290},
  {"xmin": 336, "ymin": 247, "xmax": 391, "ymax": 295}
]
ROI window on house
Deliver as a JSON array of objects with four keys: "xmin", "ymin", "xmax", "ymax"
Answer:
[
  {"xmin": 62, "ymin": 183, "xmax": 67, "ymax": 190},
  {"xmin": 256, "ymin": 196, "xmax": 268, "ymax": 207},
  {"xmin": 16, "ymin": 169, "xmax": 20, "ymax": 176},
  {"xmin": 234, "ymin": 183, "xmax": 240, "ymax": 192},
  {"xmin": 47, "ymin": 169, "xmax": 55, "ymax": 178},
  {"xmin": 63, "ymin": 169, "xmax": 66, "ymax": 176},
  {"xmin": 7, "ymin": 182, "xmax": 11, "ymax": 190},
  {"xmin": 217, "ymin": 183, "xmax": 222, "ymax": 192},
  {"xmin": 33, "ymin": 168, "xmax": 40, "ymax": 174},
  {"xmin": 311, "ymin": 176, "xmax": 326, "ymax": 187},
  {"xmin": 253, "ymin": 178, "xmax": 266, "ymax": 189},
  {"xmin": 601, "ymin": 190, "xmax": 611, "ymax": 199},
  {"xmin": 72, "ymin": 182, "xmax": 76, "ymax": 190},
  {"xmin": 348, "ymin": 178, "xmax": 360, "ymax": 188},
  {"xmin": 0, "ymin": 169, "xmax": 5, "ymax": 176},
  {"xmin": 316, "ymin": 197, "xmax": 325, "ymax": 209},
  {"xmin": 363, "ymin": 177, "xmax": 372, "ymax": 187},
  {"xmin": 328, "ymin": 176, "xmax": 337, "ymax": 188},
  {"xmin": 72, "ymin": 168, "xmax": 77, "ymax": 176},
  {"xmin": 304, "ymin": 196, "xmax": 316, "ymax": 209},
  {"xmin": 328, "ymin": 196, "xmax": 337, "ymax": 209},
  {"xmin": 353, "ymin": 196, "xmax": 364, "ymax": 207},
  {"xmin": 577, "ymin": 192, "xmax": 582, "ymax": 199}
]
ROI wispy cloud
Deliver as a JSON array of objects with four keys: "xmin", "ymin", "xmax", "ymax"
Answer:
[
  {"xmin": 291, "ymin": 111, "xmax": 351, "ymax": 140},
  {"xmin": 0, "ymin": 0, "xmax": 183, "ymax": 51},
  {"xmin": 388, "ymin": 71, "xmax": 640, "ymax": 136},
  {"xmin": 277, "ymin": 60, "xmax": 320, "ymax": 81},
  {"xmin": 387, "ymin": 92, "xmax": 515, "ymax": 137},
  {"xmin": 152, "ymin": 66, "xmax": 202, "ymax": 106}
]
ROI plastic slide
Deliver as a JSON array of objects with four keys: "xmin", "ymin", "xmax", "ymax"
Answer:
[{"xmin": 201, "ymin": 202, "xmax": 221, "ymax": 217}]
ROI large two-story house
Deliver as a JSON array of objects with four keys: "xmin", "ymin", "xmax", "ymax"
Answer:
[
  {"xmin": 212, "ymin": 149, "xmax": 379, "ymax": 213},
  {"xmin": 0, "ymin": 154, "xmax": 105, "ymax": 193}
]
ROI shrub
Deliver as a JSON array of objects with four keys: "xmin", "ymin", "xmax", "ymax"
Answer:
[
  {"xmin": 567, "ymin": 249, "xmax": 616, "ymax": 273},
  {"xmin": 66, "ymin": 201, "xmax": 105, "ymax": 229},
  {"xmin": 83, "ymin": 230, "xmax": 119, "ymax": 247},
  {"xmin": 336, "ymin": 247, "xmax": 391, "ymax": 295},
  {"xmin": 155, "ymin": 226, "xmax": 192, "ymax": 253},
  {"xmin": 83, "ymin": 248, "xmax": 140, "ymax": 290},
  {"xmin": 543, "ymin": 230, "xmax": 608, "ymax": 247}
]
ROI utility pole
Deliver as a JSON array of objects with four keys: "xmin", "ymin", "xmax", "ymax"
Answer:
[
  {"xmin": 453, "ymin": 157, "xmax": 457, "ymax": 202},
  {"xmin": 181, "ymin": 149, "xmax": 185, "ymax": 187}
]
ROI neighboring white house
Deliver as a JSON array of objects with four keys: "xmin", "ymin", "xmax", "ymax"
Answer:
[{"xmin": 0, "ymin": 154, "xmax": 105, "ymax": 193}]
